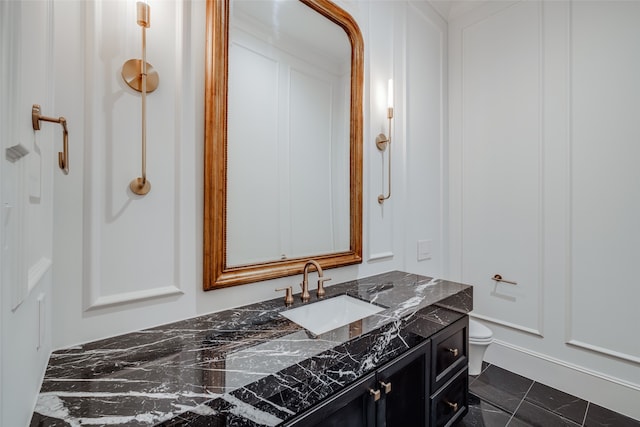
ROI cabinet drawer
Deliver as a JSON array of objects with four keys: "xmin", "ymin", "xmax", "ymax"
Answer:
[
  {"xmin": 436, "ymin": 327, "xmax": 464, "ymax": 374},
  {"xmin": 430, "ymin": 368, "xmax": 468, "ymax": 427},
  {"xmin": 430, "ymin": 316, "xmax": 468, "ymax": 391}
]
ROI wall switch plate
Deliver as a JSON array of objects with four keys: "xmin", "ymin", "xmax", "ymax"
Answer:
[{"xmin": 417, "ymin": 240, "xmax": 432, "ymax": 261}]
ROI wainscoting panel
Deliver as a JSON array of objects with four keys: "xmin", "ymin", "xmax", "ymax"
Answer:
[
  {"xmin": 457, "ymin": 1, "xmax": 543, "ymax": 334},
  {"xmin": 367, "ymin": 1, "xmax": 395, "ymax": 263},
  {"xmin": 83, "ymin": 0, "xmax": 185, "ymax": 309},
  {"xmin": 402, "ymin": 1, "xmax": 446, "ymax": 278},
  {"xmin": 568, "ymin": 1, "xmax": 640, "ymax": 363},
  {"xmin": 449, "ymin": 0, "xmax": 640, "ymax": 417},
  {"xmin": 3, "ymin": 0, "xmax": 56, "ymax": 311}
]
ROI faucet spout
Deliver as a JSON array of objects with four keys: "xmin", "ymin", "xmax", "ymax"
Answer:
[{"xmin": 302, "ymin": 260, "xmax": 331, "ymax": 299}]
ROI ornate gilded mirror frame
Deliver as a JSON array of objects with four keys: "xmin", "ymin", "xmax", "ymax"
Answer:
[{"xmin": 204, "ymin": 0, "xmax": 363, "ymax": 290}]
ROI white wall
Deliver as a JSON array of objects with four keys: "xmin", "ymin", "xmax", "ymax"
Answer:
[
  {"xmin": 449, "ymin": 0, "xmax": 640, "ymax": 420},
  {"xmin": 50, "ymin": 0, "xmax": 446, "ymax": 358},
  {"xmin": 368, "ymin": 0, "xmax": 447, "ymax": 279},
  {"xmin": 1, "ymin": 1, "xmax": 56, "ymax": 426},
  {"xmin": 10, "ymin": 0, "xmax": 640, "ymax": 423}
]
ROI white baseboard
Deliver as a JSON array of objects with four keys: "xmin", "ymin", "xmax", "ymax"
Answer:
[{"xmin": 484, "ymin": 339, "xmax": 640, "ymax": 422}]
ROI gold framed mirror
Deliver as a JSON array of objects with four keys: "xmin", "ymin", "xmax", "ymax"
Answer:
[{"xmin": 204, "ymin": 0, "xmax": 363, "ymax": 290}]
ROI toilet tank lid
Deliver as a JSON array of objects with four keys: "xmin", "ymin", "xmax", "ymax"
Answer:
[{"xmin": 469, "ymin": 319, "xmax": 493, "ymax": 339}]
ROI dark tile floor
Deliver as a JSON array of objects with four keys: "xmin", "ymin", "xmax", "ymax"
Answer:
[{"xmin": 457, "ymin": 363, "xmax": 640, "ymax": 427}]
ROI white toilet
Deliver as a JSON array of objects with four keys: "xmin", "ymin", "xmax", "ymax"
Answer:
[{"xmin": 468, "ymin": 319, "xmax": 493, "ymax": 375}]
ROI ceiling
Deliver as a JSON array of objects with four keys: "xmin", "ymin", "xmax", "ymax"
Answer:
[{"xmin": 428, "ymin": 0, "xmax": 491, "ymax": 21}]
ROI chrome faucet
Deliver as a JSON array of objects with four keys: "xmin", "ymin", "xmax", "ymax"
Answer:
[{"xmin": 300, "ymin": 260, "xmax": 331, "ymax": 301}]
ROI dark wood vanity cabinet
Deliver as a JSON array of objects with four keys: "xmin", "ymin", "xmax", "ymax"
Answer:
[{"xmin": 284, "ymin": 317, "xmax": 469, "ymax": 427}]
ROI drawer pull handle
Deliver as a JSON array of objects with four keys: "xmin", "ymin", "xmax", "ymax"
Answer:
[
  {"xmin": 444, "ymin": 399, "xmax": 458, "ymax": 412},
  {"xmin": 448, "ymin": 348, "xmax": 459, "ymax": 357},
  {"xmin": 369, "ymin": 388, "xmax": 381, "ymax": 401},
  {"xmin": 380, "ymin": 381, "xmax": 392, "ymax": 394},
  {"xmin": 492, "ymin": 274, "xmax": 517, "ymax": 285}
]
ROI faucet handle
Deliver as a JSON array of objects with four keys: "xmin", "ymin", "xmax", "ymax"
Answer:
[
  {"xmin": 299, "ymin": 281, "xmax": 310, "ymax": 302},
  {"xmin": 275, "ymin": 287, "xmax": 294, "ymax": 306},
  {"xmin": 317, "ymin": 276, "xmax": 332, "ymax": 298}
]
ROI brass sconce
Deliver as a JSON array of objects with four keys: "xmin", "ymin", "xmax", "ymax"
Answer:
[
  {"xmin": 376, "ymin": 79, "xmax": 394, "ymax": 204},
  {"xmin": 121, "ymin": 0, "xmax": 159, "ymax": 196}
]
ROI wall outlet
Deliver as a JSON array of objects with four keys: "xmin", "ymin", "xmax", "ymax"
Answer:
[{"xmin": 417, "ymin": 240, "xmax": 432, "ymax": 261}]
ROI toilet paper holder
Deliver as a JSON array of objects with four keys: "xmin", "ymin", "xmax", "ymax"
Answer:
[{"xmin": 492, "ymin": 274, "xmax": 517, "ymax": 285}]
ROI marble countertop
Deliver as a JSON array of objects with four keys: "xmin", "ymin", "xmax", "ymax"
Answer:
[{"xmin": 31, "ymin": 271, "xmax": 472, "ymax": 426}]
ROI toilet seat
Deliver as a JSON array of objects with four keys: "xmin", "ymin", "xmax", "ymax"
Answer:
[{"xmin": 469, "ymin": 319, "xmax": 493, "ymax": 340}]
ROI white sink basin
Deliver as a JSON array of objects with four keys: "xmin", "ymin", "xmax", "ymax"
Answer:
[{"xmin": 281, "ymin": 295, "xmax": 385, "ymax": 336}]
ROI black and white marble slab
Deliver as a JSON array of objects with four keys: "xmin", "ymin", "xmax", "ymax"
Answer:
[{"xmin": 30, "ymin": 271, "xmax": 472, "ymax": 426}]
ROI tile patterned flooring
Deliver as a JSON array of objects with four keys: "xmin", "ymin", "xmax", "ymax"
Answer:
[{"xmin": 457, "ymin": 363, "xmax": 640, "ymax": 427}]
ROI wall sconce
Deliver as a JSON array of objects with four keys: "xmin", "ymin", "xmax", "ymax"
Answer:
[
  {"xmin": 376, "ymin": 79, "xmax": 394, "ymax": 204},
  {"xmin": 121, "ymin": 0, "xmax": 159, "ymax": 196}
]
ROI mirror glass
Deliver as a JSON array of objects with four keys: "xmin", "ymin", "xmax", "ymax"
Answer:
[
  {"xmin": 227, "ymin": 0, "xmax": 351, "ymax": 267},
  {"xmin": 204, "ymin": 0, "xmax": 363, "ymax": 290}
]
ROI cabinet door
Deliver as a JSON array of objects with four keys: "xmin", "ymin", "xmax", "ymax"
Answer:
[
  {"xmin": 376, "ymin": 340, "xmax": 430, "ymax": 427},
  {"xmin": 284, "ymin": 373, "xmax": 377, "ymax": 427}
]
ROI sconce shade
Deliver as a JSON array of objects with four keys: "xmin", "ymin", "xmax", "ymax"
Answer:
[
  {"xmin": 137, "ymin": 1, "xmax": 150, "ymax": 27},
  {"xmin": 376, "ymin": 80, "xmax": 394, "ymax": 151},
  {"xmin": 122, "ymin": 59, "xmax": 159, "ymax": 93},
  {"xmin": 377, "ymin": 78, "xmax": 394, "ymax": 204}
]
